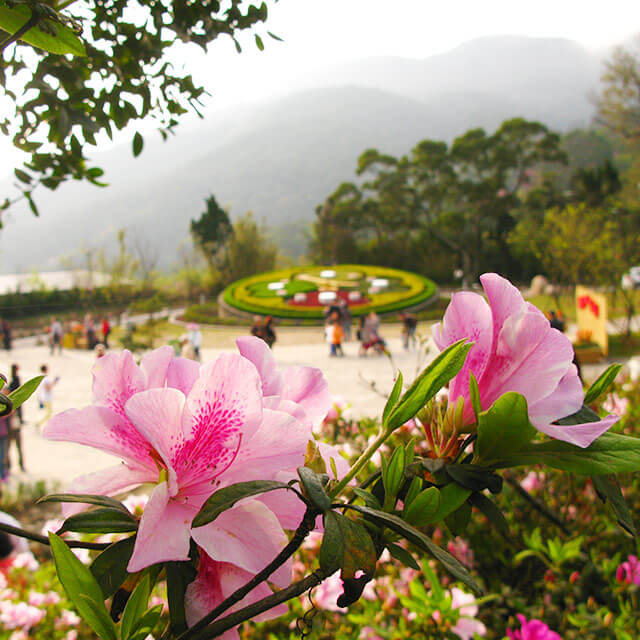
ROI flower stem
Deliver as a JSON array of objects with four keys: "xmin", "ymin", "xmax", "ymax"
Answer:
[
  {"xmin": 178, "ymin": 506, "xmax": 319, "ymax": 640},
  {"xmin": 0, "ymin": 521, "xmax": 110, "ymax": 551},
  {"xmin": 329, "ymin": 427, "xmax": 392, "ymax": 498},
  {"xmin": 186, "ymin": 571, "xmax": 330, "ymax": 640}
]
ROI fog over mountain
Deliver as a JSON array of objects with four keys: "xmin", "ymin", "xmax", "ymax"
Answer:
[{"xmin": 0, "ymin": 35, "xmax": 603, "ymax": 271}]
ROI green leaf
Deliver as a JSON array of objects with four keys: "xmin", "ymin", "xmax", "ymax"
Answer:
[
  {"xmin": 468, "ymin": 372, "xmax": 482, "ymax": 421},
  {"xmin": 132, "ymin": 132, "xmax": 143, "ymax": 157},
  {"xmin": 304, "ymin": 439, "xmax": 327, "ymax": 474},
  {"xmin": 267, "ymin": 30, "xmax": 283, "ymax": 41},
  {"xmin": 38, "ymin": 493, "xmax": 130, "ymax": 514},
  {"xmin": 58, "ymin": 507, "xmax": 138, "ymax": 535},
  {"xmin": 403, "ymin": 476, "xmax": 422, "ymax": 510},
  {"xmin": 497, "ymin": 432, "xmax": 640, "ymax": 475},
  {"xmin": 584, "ymin": 364, "xmax": 622, "ymax": 404},
  {"xmin": 254, "ymin": 34, "xmax": 264, "ymax": 50},
  {"xmin": 90, "ymin": 537, "xmax": 135, "ymax": 599},
  {"xmin": 48, "ymin": 533, "xmax": 117, "ymax": 640},
  {"xmin": 0, "ymin": 5, "xmax": 85, "ymax": 56},
  {"xmin": 475, "ymin": 392, "xmax": 536, "ymax": 462},
  {"xmin": 592, "ymin": 475, "xmax": 636, "ymax": 536},
  {"xmin": 165, "ymin": 560, "xmax": 197, "ymax": 634},
  {"xmin": 342, "ymin": 504, "xmax": 481, "ymax": 594},
  {"xmin": 8, "ymin": 375, "xmax": 43, "ymax": 411},
  {"xmin": 403, "ymin": 487, "xmax": 441, "ymax": 527},
  {"xmin": 430, "ymin": 483, "xmax": 472, "ymax": 523},
  {"xmin": 298, "ymin": 467, "xmax": 331, "ymax": 512},
  {"xmin": 382, "ymin": 371, "xmax": 403, "ymax": 426},
  {"xmin": 128, "ymin": 605, "xmax": 162, "ymax": 640},
  {"xmin": 445, "ymin": 464, "xmax": 502, "ymax": 494},
  {"xmin": 386, "ymin": 339, "xmax": 473, "ymax": 430},
  {"xmin": 468, "ymin": 492, "xmax": 509, "ymax": 536},
  {"xmin": 192, "ymin": 480, "xmax": 292, "ymax": 527},
  {"xmin": 382, "ymin": 446, "xmax": 405, "ymax": 507},
  {"xmin": 554, "ymin": 404, "xmax": 601, "ymax": 425},
  {"xmin": 121, "ymin": 574, "xmax": 150, "ymax": 640},
  {"xmin": 351, "ymin": 487, "xmax": 382, "ymax": 510},
  {"xmin": 320, "ymin": 511, "xmax": 376, "ymax": 580},
  {"xmin": 445, "ymin": 501, "xmax": 471, "ymax": 536},
  {"xmin": 386, "ymin": 542, "xmax": 420, "ymax": 570},
  {"xmin": 14, "ymin": 168, "xmax": 31, "ymax": 184}
]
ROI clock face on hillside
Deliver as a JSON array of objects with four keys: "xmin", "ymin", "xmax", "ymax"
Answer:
[{"xmin": 222, "ymin": 265, "xmax": 436, "ymax": 319}]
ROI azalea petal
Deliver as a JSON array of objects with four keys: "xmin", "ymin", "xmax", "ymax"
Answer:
[
  {"xmin": 92, "ymin": 350, "xmax": 146, "ymax": 414},
  {"xmin": 124, "ymin": 388, "xmax": 185, "ymax": 494},
  {"xmin": 528, "ymin": 365, "xmax": 584, "ymax": 426},
  {"xmin": 263, "ymin": 396, "xmax": 311, "ymax": 430},
  {"xmin": 224, "ymin": 409, "xmax": 310, "ymax": 483},
  {"xmin": 280, "ymin": 366, "xmax": 331, "ymax": 427},
  {"xmin": 167, "ymin": 357, "xmax": 200, "ymax": 396},
  {"xmin": 43, "ymin": 406, "xmax": 155, "ymax": 469},
  {"xmin": 192, "ymin": 500, "xmax": 291, "ymax": 588},
  {"xmin": 258, "ymin": 489, "xmax": 307, "ymax": 531},
  {"xmin": 535, "ymin": 414, "xmax": 620, "ymax": 448},
  {"xmin": 317, "ymin": 442, "xmax": 351, "ymax": 480},
  {"xmin": 140, "ymin": 346, "xmax": 175, "ymax": 388},
  {"xmin": 185, "ymin": 555, "xmax": 286, "ymax": 631},
  {"xmin": 432, "ymin": 291, "xmax": 492, "ymax": 414},
  {"xmin": 128, "ymin": 482, "xmax": 192, "ymax": 572},
  {"xmin": 480, "ymin": 272, "xmax": 529, "ymax": 347},
  {"xmin": 61, "ymin": 464, "xmax": 156, "ymax": 517},
  {"xmin": 236, "ymin": 336, "xmax": 283, "ymax": 397}
]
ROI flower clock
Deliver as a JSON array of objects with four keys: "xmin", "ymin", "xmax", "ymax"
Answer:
[{"xmin": 1, "ymin": 273, "xmax": 639, "ymax": 640}]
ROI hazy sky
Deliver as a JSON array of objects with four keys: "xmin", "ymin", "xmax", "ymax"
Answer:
[{"xmin": 1, "ymin": 0, "xmax": 639, "ymax": 173}]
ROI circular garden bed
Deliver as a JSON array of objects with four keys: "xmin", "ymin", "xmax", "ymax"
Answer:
[{"xmin": 220, "ymin": 265, "xmax": 437, "ymax": 319}]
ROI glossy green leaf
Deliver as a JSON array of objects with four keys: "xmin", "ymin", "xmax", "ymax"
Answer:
[
  {"xmin": 468, "ymin": 492, "xmax": 509, "ymax": 536},
  {"xmin": 128, "ymin": 605, "xmax": 163, "ymax": 640},
  {"xmin": 403, "ymin": 487, "xmax": 440, "ymax": 527},
  {"xmin": 39, "ymin": 493, "xmax": 129, "ymax": 514},
  {"xmin": 382, "ymin": 371, "xmax": 403, "ymax": 426},
  {"xmin": 554, "ymin": 404, "xmax": 601, "ymax": 425},
  {"xmin": 342, "ymin": 504, "xmax": 480, "ymax": 594},
  {"xmin": 48, "ymin": 533, "xmax": 117, "ymax": 640},
  {"xmin": 319, "ymin": 511, "xmax": 345, "ymax": 575},
  {"xmin": 386, "ymin": 542, "xmax": 420, "ymax": 570},
  {"xmin": 468, "ymin": 371, "xmax": 482, "ymax": 421},
  {"xmin": 382, "ymin": 446, "xmax": 405, "ymax": 507},
  {"xmin": 592, "ymin": 475, "xmax": 636, "ymax": 536},
  {"xmin": 0, "ymin": 5, "xmax": 85, "ymax": 56},
  {"xmin": 132, "ymin": 132, "xmax": 143, "ymax": 157},
  {"xmin": 497, "ymin": 432, "xmax": 640, "ymax": 475},
  {"xmin": 475, "ymin": 392, "xmax": 536, "ymax": 462},
  {"xmin": 430, "ymin": 482, "xmax": 472, "ymax": 523},
  {"xmin": 445, "ymin": 464, "xmax": 502, "ymax": 494},
  {"xmin": 584, "ymin": 364, "xmax": 622, "ymax": 404},
  {"xmin": 8, "ymin": 375, "xmax": 43, "ymax": 411},
  {"xmin": 298, "ymin": 467, "xmax": 331, "ymax": 512},
  {"xmin": 165, "ymin": 560, "xmax": 197, "ymax": 634},
  {"xmin": 90, "ymin": 537, "xmax": 135, "ymax": 599},
  {"xmin": 121, "ymin": 574, "xmax": 150, "ymax": 640},
  {"xmin": 192, "ymin": 480, "xmax": 291, "ymax": 527},
  {"xmin": 14, "ymin": 168, "xmax": 31, "ymax": 184},
  {"xmin": 351, "ymin": 487, "xmax": 382, "ymax": 510},
  {"xmin": 445, "ymin": 501, "xmax": 471, "ymax": 536},
  {"xmin": 58, "ymin": 507, "xmax": 138, "ymax": 535},
  {"xmin": 254, "ymin": 34, "xmax": 264, "ymax": 50},
  {"xmin": 386, "ymin": 339, "xmax": 472, "ymax": 430}
]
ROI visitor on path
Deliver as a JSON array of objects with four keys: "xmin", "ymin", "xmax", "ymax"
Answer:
[
  {"xmin": 0, "ymin": 413, "xmax": 9, "ymax": 486},
  {"xmin": 251, "ymin": 316, "xmax": 264, "ymax": 341},
  {"xmin": 328, "ymin": 317, "xmax": 344, "ymax": 357},
  {"xmin": 340, "ymin": 299, "xmax": 352, "ymax": 342},
  {"xmin": 1, "ymin": 320, "xmax": 11, "ymax": 351},
  {"xmin": 180, "ymin": 335, "xmax": 197, "ymax": 361},
  {"xmin": 50, "ymin": 317, "xmax": 63, "ymax": 355},
  {"xmin": 264, "ymin": 316, "xmax": 277, "ymax": 349},
  {"xmin": 188, "ymin": 323, "xmax": 203, "ymax": 360},
  {"xmin": 7, "ymin": 364, "xmax": 25, "ymax": 473},
  {"xmin": 101, "ymin": 316, "xmax": 111, "ymax": 349},
  {"xmin": 400, "ymin": 311, "xmax": 418, "ymax": 350},
  {"xmin": 359, "ymin": 311, "xmax": 387, "ymax": 356},
  {"xmin": 548, "ymin": 310, "xmax": 565, "ymax": 333},
  {"xmin": 36, "ymin": 365, "xmax": 59, "ymax": 430},
  {"xmin": 84, "ymin": 314, "xmax": 98, "ymax": 350}
]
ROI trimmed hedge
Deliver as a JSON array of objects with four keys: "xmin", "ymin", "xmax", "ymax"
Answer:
[{"xmin": 221, "ymin": 265, "xmax": 437, "ymax": 319}]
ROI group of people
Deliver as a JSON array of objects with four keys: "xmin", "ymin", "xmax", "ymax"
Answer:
[{"xmin": 49, "ymin": 314, "xmax": 112, "ymax": 354}]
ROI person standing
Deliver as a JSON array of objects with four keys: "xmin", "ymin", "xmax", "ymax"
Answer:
[
  {"xmin": 263, "ymin": 316, "xmax": 276, "ymax": 349},
  {"xmin": 7, "ymin": 365, "xmax": 25, "ymax": 472},
  {"xmin": 339, "ymin": 300, "xmax": 352, "ymax": 342},
  {"xmin": 50, "ymin": 317, "xmax": 63, "ymax": 355},
  {"xmin": 400, "ymin": 312, "xmax": 418, "ymax": 350},
  {"xmin": 1, "ymin": 320, "xmax": 11, "ymax": 351},
  {"xmin": 251, "ymin": 316, "xmax": 264, "ymax": 341},
  {"xmin": 36, "ymin": 365, "xmax": 59, "ymax": 430},
  {"xmin": 101, "ymin": 316, "xmax": 111, "ymax": 349},
  {"xmin": 188, "ymin": 323, "xmax": 203, "ymax": 360},
  {"xmin": 329, "ymin": 317, "xmax": 344, "ymax": 357}
]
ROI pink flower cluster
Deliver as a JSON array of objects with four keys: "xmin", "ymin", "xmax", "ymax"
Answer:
[
  {"xmin": 616, "ymin": 555, "xmax": 640, "ymax": 585},
  {"xmin": 506, "ymin": 614, "xmax": 561, "ymax": 640},
  {"xmin": 0, "ymin": 601, "xmax": 46, "ymax": 631},
  {"xmin": 44, "ymin": 337, "xmax": 338, "ymax": 632},
  {"xmin": 433, "ymin": 273, "xmax": 618, "ymax": 447}
]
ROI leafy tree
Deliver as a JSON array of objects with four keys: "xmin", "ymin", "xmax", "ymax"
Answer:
[
  {"xmin": 0, "ymin": 0, "xmax": 279, "ymax": 217},
  {"xmin": 219, "ymin": 211, "xmax": 277, "ymax": 283},
  {"xmin": 190, "ymin": 195, "xmax": 233, "ymax": 271}
]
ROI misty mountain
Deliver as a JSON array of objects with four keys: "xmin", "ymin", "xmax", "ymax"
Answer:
[{"xmin": 0, "ymin": 35, "xmax": 604, "ymax": 271}]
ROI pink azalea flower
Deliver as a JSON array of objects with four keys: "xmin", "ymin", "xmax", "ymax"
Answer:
[
  {"xmin": 44, "ymin": 341, "xmax": 332, "ymax": 622},
  {"xmin": 433, "ymin": 273, "xmax": 619, "ymax": 447},
  {"xmin": 520, "ymin": 472, "xmax": 545, "ymax": 493},
  {"xmin": 450, "ymin": 587, "xmax": 486, "ymax": 640},
  {"xmin": 446, "ymin": 538, "xmax": 474, "ymax": 569},
  {"xmin": 313, "ymin": 571, "xmax": 347, "ymax": 612},
  {"xmin": 506, "ymin": 614, "xmax": 561, "ymax": 640},
  {"xmin": 616, "ymin": 555, "xmax": 640, "ymax": 585},
  {"xmin": 602, "ymin": 393, "xmax": 629, "ymax": 417}
]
